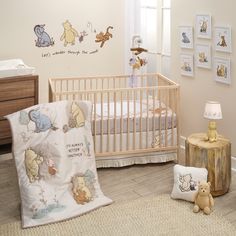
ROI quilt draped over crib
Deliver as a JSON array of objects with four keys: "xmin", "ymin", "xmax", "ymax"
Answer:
[{"xmin": 6, "ymin": 100, "xmax": 112, "ymax": 228}]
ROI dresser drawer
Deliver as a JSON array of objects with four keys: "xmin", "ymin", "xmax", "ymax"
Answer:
[
  {"xmin": 0, "ymin": 119, "xmax": 11, "ymax": 140},
  {"xmin": 0, "ymin": 75, "xmax": 38, "ymax": 149},
  {"xmin": 0, "ymin": 78, "xmax": 36, "ymax": 102},
  {"xmin": 0, "ymin": 97, "xmax": 35, "ymax": 117}
]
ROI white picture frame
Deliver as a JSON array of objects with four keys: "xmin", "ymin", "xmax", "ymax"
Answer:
[
  {"xmin": 180, "ymin": 54, "xmax": 194, "ymax": 77},
  {"xmin": 179, "ymin": 26, "xmax": 193, "ymax": 49},
  {"xmin": 214, "ymin": 26, "xmax": 232, "ymax": 53},
  {"xmin": 195, "ymin": 44, "xmax": 211, "ymax": 69},
  {"xmin": 196, "ymin": 14, "xmax": 211, "ymax": 39},
  {"xmin": 214, "ymin": 57, "xmax": 231, "ymax": 85}
]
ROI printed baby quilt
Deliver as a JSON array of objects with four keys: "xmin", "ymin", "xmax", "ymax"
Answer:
[{"xmin": 6, "ymin": 100, "xmax": 112, "ymax": 228}]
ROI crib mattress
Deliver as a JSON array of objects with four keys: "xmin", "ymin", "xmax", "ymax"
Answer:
[{"xmin": 92, "ymin": 100, "xmax": 176, "ymax": 135}]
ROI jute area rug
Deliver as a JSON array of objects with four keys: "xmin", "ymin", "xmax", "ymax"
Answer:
[{"xmin": 0, "ymin": 194, "xmax": 235, "ymax": 236}]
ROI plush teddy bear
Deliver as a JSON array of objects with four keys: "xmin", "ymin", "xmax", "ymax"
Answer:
[{"xmin": 193, "ymin": 181, "xmax": 214, "ymax": 215}]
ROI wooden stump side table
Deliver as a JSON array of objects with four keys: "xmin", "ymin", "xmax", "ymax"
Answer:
[{"xmin": 185, "ymin": 133, "xmax": 231, "ymax": 197}]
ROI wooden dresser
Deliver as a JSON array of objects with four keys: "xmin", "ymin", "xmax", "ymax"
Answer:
[{"xmin": 0, "ymin": 75, "xmax": 38, "ymax": 153}]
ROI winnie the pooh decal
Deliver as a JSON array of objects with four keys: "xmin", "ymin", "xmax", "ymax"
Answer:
[{"xmin": 60, "ymin": 20, "xmax": 79, "ymax": 46}]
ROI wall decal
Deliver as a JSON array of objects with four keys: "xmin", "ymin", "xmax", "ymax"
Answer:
[
  {"xmin": 87, "ymin": 21, "xmax": 96, "ymax": 33},
  {"xmin": 95, "ymin": 26, "xmax": 113, "ymax": 47},
  {"xmin": 60, "ymin": 20, "xmax": 79, "ymax": 46},
  {"xmin": 79, "ymin": 30, "xmax": 88, "ymax": 43},
  {"xmin": 34, "ymin": 25, "xmax": 54, "ymax": 47},
  {"xmin": 89, "ymin": 49, "xmax": 98, "ymax": 54},
  {"xmin": 34, "ymin": 21, "xmax": 114, "ymax": 57}
]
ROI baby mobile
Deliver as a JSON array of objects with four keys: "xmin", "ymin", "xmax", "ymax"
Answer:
[{"xmin": 129, "ymin": 36, "xmax": 147, "ymax": 87}]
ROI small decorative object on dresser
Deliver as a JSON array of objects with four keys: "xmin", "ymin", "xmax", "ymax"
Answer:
[
  {"xmin": 0, "ymin": 75, "xmax": 38, "ymax": 153},
  {"xmin": 185, "ymin": 133, "xmax": 231, "ymax": 197}
]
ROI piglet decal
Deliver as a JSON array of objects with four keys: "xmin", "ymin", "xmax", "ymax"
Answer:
[
  {"xmin": 29, "ymin": 109, "xmax": 58, "ymax": 133},
  {"xmin": 34, "ymin": 24, "xmax": 54, "ymax": 47}
]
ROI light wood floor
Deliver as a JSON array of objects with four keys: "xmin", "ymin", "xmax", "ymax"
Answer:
[{"xmin": 0, "ymin": 152, "xmax": 236, "ymax": 226}]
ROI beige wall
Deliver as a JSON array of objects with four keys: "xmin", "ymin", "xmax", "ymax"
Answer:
[
  {"xmin": 0, "ymin": 0, "xmax": 125, "ymax": 102},
  {"xmin": 171, "ymin": 0, "xmax": 236, "ymax": 155}
]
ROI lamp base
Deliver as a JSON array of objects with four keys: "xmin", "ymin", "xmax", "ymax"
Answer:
[{"xmin": 205, "ymin": 121, "xmax": 218, "ymax": 142}]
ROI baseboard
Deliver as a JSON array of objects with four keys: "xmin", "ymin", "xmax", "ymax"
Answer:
[
  {"xmin": 180, "ymin": 135, "xmax": 236, "ymax": 172},
  {"xmin": 232, "ymin": 156, "xmax": 236, "ymax": 172},
  {"xmin": 180, "ymin": 135, "xmax": 186, "ymax": 150}
]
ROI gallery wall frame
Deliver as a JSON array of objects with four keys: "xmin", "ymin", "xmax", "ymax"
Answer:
[
  {"xmin": 196, "ymin": 14, "xmax": 211, "ymax": 39},
  {"xmin": 214, "ymin": 26, "xmax": 232, "ymax": 53},
  {"xmin": 179, "ymin": 26, "xmax": 193, "ymax": 49},
  {"xmin": 214, "ymin": 57, "xmax": 231, "ymax": 85},
  {"xmin": 180, "ymin": 54, "xmax": 194, "ymax": 77},
  {"xmin": 195, "ymin": 44, "xmax": 211, "ymax": 69}
]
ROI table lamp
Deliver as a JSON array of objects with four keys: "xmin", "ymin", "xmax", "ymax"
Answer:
[{"xmin": 203, "ymin": 101, "xmax": 222, "ymax": 142}]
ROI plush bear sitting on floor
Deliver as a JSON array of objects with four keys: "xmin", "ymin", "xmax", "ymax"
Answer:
[{"xmin": 193, "ymin": 181, "xmax": 214, "ymax": 215}]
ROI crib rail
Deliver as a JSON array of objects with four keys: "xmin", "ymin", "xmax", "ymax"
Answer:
[{"xmin": 49, "ymin": 74, "xmax": 180, "ymax": 159}]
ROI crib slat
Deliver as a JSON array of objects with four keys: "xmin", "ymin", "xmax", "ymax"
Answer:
[
  {"xmin": 146, "ymin": 88, "xmax": 149, "ymax": 149},
  {"xmin": 54, "ymin": 80, "xmax": 57, "ymax": 100},
  {"xmin": 94, "ymin": 93, "xmax": 97, "ymax": 153},
  {"xmin": 152, "ymin": 89, "xmax": 155, "ymax": 148},
  {"xmin": 171, "ymin": 89, "xmax": 175, "ymax": 146},
  {"xmin": 165, "ymin": 90, "xmax": 169, "ymax": 147},
  {"xmin": 120, "ymin": 91, "xmax": 123, "ymax": 151},
  {"xmin": 133, "ymin": 90, "xmax": 136, "ymax": 150},
  {"xmin": 158, "ymin": 89, "xmax": 162, "ymax": 148},
  {"xmin": 114, "ymin": 91, "xmax": 117, "ymax": 152},
  {"xmin": 139, "ymin": 89, "xmax": 143, "ymax": 149},
  {"xmin": 108, "ymin": 92, "xmax": 110, "ymax": 152},
  {"xmin": 101, "ymin": 92, "xmax": 104, "ymax": 153},
  {"xmin": 127, "ymin": 90, "xmax": 130, "ymax": 150},
  {"xmin": 177, "ymin": 87, "xmax": 180, "ymax": 159},
  {"xmin": 66, "ymin": 80, "xmax": 69, "ymax": 100},
  {"xmin": 72, "ymin": 80, "xmax": 75, "ymax": 100}
]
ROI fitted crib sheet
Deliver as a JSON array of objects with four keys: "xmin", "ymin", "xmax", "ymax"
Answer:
[{"xmin": 92, "ymin": 99, "xmax": 176, "ymax": 135}]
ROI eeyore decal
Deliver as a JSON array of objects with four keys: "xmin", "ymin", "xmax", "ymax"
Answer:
[{"xmin": 34, "ymin": 24, "xmax": 54, "ymax": 47}]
